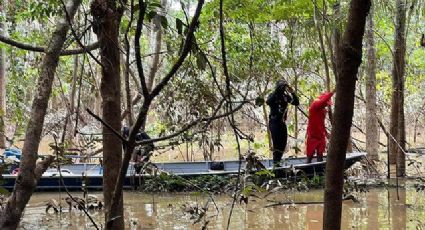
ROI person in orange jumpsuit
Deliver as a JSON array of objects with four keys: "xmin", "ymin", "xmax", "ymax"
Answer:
[{"xmin": 305, "ymin": 91, "xmax": 334, "ymax": 163}]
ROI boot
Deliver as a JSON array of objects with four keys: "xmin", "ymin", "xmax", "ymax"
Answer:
[
  {"xmin": 306, "ymin": 156, "xmax": 313, "ymax": 164},
  {"xmin": 317, "ymin": 155, "xmax": 323, "ymax": 162}
]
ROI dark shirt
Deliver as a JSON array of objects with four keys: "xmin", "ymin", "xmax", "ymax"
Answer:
[
  {"xmin": 122, "ymin": 127, "xmax": 155, "ymax": 157},
  {"xmin": 266, "ymin": 91, "xmax": 299, "ymax": 122}
]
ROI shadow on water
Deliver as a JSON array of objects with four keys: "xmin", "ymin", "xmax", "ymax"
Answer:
[{"xmin": 19, "ymin": 181, "xmax": 425, "ymax": 229}]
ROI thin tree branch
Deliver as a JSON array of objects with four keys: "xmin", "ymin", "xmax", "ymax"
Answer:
[
  {"xmin": 59, "ymin": 0, "xmax": 103, "ymax": 66},
  {"xmin": 149, "ymin": 0, "xmax": 205, "ymax": 99},
  {"xmin": 134, "ymin": 0, "xmax": 149, "ymax": 98},
  {"xmin": 86, "ymin": 108, "xmax": 127, "ymax": 143},
  {"xmin": 0, "ymin": 34, "xmax": 99, "ymax": 56},
  {"xmin": 51, "ymin": 135, "xmax": 100, "ymax": 230},
  {"xmin": 136, "ymin": 101, "xmax": 246, "ymax": 146}
]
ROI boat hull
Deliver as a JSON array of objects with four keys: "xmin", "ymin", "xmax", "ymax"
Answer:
[{"xmin": 1, "ymin": 152, "xmax": 366, "ymax": 191}]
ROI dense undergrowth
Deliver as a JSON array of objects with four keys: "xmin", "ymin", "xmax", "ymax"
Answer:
[{"xmin": 133, "ymin": 171, "xmax": 327, "ymax": 193}]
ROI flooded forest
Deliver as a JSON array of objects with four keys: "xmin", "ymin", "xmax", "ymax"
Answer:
[{"xmin": 0, "ymin": 0, "xmax": 425, "ymax": 229}]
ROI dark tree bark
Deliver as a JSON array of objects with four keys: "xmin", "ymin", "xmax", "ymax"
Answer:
[
  {"xmin": 389, "ymin": 0, "xmax": 406, "ymax": 176},
  {"xmin": 0, "ymin": 0, "xmax": 81, "ymax": 229},
  {"xmin": 322, "ymin": 0, "xmax": 370, "ymax": 229},
  {"xmin": 365, "ymin": 3, "xmax": 379, "ymax": 161},
  {"xmin": 90, "ymin": 0, "xmax": 124, "ymax": 229}
]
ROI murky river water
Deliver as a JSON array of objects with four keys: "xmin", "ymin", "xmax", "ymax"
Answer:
[{"xmin": 19, "ymin": 182, "xmax": 425, "ymax": 230}]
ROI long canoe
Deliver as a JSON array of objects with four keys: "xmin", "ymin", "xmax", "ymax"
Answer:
[{"xmin": 1, "ymin": 152, "xmax": 366, "ymax": 191}]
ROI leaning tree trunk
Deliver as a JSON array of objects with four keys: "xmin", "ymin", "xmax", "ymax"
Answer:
[
  {"xmin": 365, "ymin": 3, "xmax": 379, "ymax": 161},
  {"xmin": 0, "ymin": 0, "xmax": 81, "ymax": 229},
  {"xmin": 90, "ymin": 0, "xmax": 124, "ymax": 229},
  {"xmin": 323, "ymin": 1, "xmax": 370, "ymax": 229},
  {"xmin": 0, "ymin": 2, "xmax": 6, "ymax": 149},
  {"xmin": 389, "ymin": 0, "xmax": 406, "ymax": 176}
]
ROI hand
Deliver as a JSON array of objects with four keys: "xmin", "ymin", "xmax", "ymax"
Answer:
[{"xmin": 286, "ymin": 85, "xmax": 294, "ymax": 94}]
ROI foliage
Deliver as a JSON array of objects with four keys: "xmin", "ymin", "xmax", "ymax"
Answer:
[{"xmin": 139, "ymin": 174, "xmax": 231, "ymax": 193}]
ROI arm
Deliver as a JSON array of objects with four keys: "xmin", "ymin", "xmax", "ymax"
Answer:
[
  {"xmin": 266, "ymin": 91, "xmax": 279, "ymax": 106},
  {"xmin": 311, "ymin": 92, "xmax": 334, "ymax": 110},
  {"xmin": 284, "ymin": 86, "xmax": 299, "ymax": 106},
  {"xmin": 289, "ymin": 93, "xmax": 300, "ymax": 106}
]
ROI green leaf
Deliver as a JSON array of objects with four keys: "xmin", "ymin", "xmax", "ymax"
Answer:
[
  {"xmin": 149, "ymin": 2, "xmax": 163, "ymax": 9},
  {"xmin": 241, "ymin": 185, "xmax": 253, "ymax": 197},
  {"xmin": 253, "ymin": 142, "xmax": 262, "ymax": 150},
  {"xmin": 255, "ymin": 169, "xmax": 275, "ymax": 177},
  {"xmin": 0, "ymin": 186, "xmax": 10, "ymax": 195}
]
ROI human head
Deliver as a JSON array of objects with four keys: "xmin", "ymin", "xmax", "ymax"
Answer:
[{"xmin": 275, "ymin": 80, "xmax": 287, "ymax": 93}]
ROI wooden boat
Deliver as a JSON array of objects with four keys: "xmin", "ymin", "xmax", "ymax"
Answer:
[{"xmin": 1, "ymin": 152, "xmax": 366, "ymax": 191}]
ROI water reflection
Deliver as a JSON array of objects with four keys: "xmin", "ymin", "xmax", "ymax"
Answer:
[{"xmin": 20, "ymin": 185, "xmax": 425, "ymax": 229}]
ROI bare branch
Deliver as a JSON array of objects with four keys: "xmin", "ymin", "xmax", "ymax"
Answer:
[
  {"xmin": 150, "ymin": 0, "xmax": 205, "ymax": 99},
  {"xmin": 136, "ymin": 101, "xmax": 246, "ymax": 146},
  {"xmin": 86, "ymin": 108, "xmax": 127, "ymax": 143},
  {"xmin": 134, "ymin": 0, "xmax": 149, "ymax": 98},
  {"xmin": 0, "ymin": 34, "xmax": 100, "ymax": 56},
  {"xmin": 59, "ymin": 0, "xmax": 103, "ymax": 66}
]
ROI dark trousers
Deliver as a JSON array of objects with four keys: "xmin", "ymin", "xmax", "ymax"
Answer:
[{"xmin": 269, "ymin": 119, "xmax": 288, "ymax": 164}]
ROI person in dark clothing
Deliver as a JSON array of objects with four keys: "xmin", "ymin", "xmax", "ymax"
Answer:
[
  {"xmin": 122, "ymin": 127, "xmax": 155, "ymax": 173},
  {"xmin": 266, "ymin": 80, "xmax": 299, "ymax": 166}
]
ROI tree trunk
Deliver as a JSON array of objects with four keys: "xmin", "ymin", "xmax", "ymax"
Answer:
[
  {"xmin": 0, "ymin": 2, "xmax": 6, "ymax": 149},
  {"xmin": 313, "ymin": 0, "xmax": 333, "ymax": 126},
  {"xmin": 389, "ymin": 0, "xmax": 406, "ymax": 176},
  {"xmin": 93, "ymin": 65, "xmax": 102, "ymax": 115},
  {"xmin": 0, "ymin": 0, "xmax": 81, "ymax": 228},
  {"xmin": 90, "ymin": 0, "xmax": 124, "ymax": 229},
  {"xmin": 323, "ymin": 1, "xmax": 370, "ymax": 229},
  {"xmin": 294, "ymin": 73, "xmax": 299, "ymax": 154},
  {"xmin": 147, "ymin": 0, "xmax": 167, "ymax": 92},
  {"xmin": 105, "ymin": 1, "xmax": 204, "ymax": 228},
  {"xmin": 69, "ymin": 55, "xmax": 79, "ymax": 134},
  {"xmin": 63, "ymin": 54, "xmax": 79, "ymax": 143},
  {"xmin": 313, "ymin": 0, "xmax": 331, "ymax": 92},
  {"xmin": 365, "ymin": 4, "xmax": 379, "ymax": 161}
]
